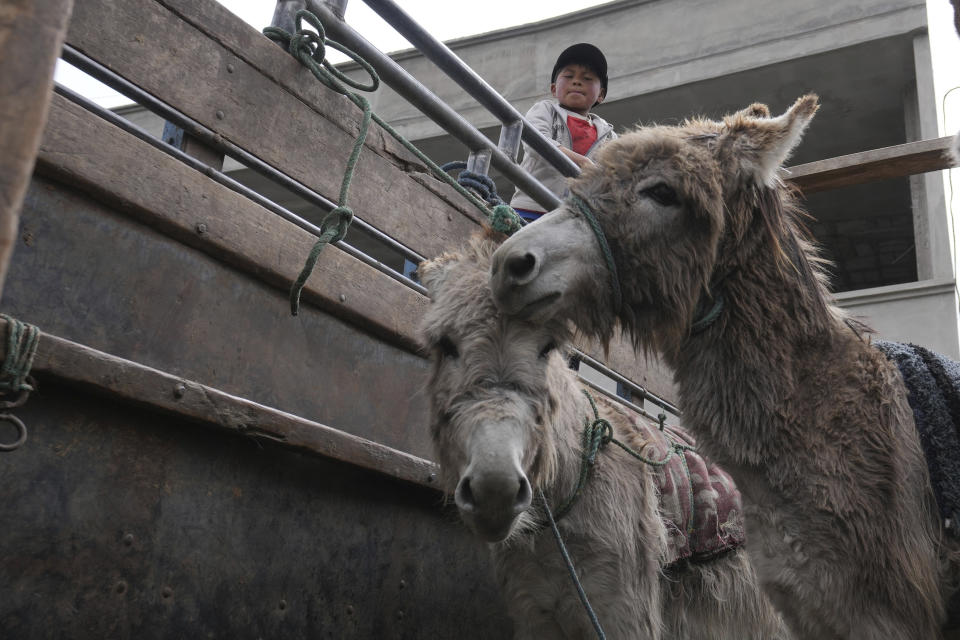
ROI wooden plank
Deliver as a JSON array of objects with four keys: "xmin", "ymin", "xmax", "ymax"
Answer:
[
  {"xmin": 37, "ymin": 93, "xmax": 680, "ymax": 405},
  {"xmin": 0, "ymin": 0, "xmax": 74, "ymax": 301},
  {"xmin": 64, "ymin": 0, "xmax": 482, "ymax": 262},
  {"xmin": 5, "ymin": 320, "xmax": 439, "ymax": 489},
  {"xmin": 38, "ymin": 93, "xmax": 426, "ymax": 354},
  {"xmin": 787, "ymin": 136, "xmax": 956, "ymax": 193}
]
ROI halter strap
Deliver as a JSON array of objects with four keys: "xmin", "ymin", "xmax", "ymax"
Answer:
[{"xmin": 569, "ymin": 195, "xmax": 623, "ymax": 314}]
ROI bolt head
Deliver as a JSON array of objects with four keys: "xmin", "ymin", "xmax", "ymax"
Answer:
[
  {"xmin": 196, "ymin": 223, "xmax": 208, "ymax": 234},
  {"xmin": 215, "ymin": 110, "xmax": 225, "ymax": 120}
]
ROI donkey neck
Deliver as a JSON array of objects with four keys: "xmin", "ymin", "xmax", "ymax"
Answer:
[{"xmin": 672, "ymin": 191, "xmax": 843, "ymax": 466}]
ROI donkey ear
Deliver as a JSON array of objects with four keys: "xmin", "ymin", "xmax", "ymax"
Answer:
[{"xmin": 724, "ymin": 94, "xmax": 819, "ymax": 187}]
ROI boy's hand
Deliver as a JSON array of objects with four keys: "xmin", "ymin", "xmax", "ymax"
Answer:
[{"xmin": 559, "ymin": 146, "xmax": 595, "ymax": 169}]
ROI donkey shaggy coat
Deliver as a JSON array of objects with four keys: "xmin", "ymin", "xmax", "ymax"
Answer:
[
  {"xmin": 489, "ymin": 96, "xmax": 960, "ymax": 639},
  {"xmin": 419, "ymin": 235, "xmax": 787, "ymax": 639}
]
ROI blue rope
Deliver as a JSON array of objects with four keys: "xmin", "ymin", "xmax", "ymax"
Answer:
[{"xmin": 538, "ymin": 487, "xmax": 606, "ymax": 640}]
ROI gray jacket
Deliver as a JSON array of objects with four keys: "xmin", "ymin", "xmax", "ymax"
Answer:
[{"xmin": 509, "ymin": 99, "xmax": 617, "ymax": 212}]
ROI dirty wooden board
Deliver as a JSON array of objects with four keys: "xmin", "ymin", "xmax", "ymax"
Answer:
[
  {"xmin": 65, "ymin": 0, "xmax": 481, "ymax": 262},
  {"xmin": 36, "ymin": 94, "xmax": 679, "ymax": 406},
  {"xmin": 10, "ymin": 172, "xmax": 435, "ymax": 459},
  {"xmin": 787, "ymin": 136, "xmax": 956, "ymax": 193},
  {"xmin": 0, "ymin": 0, "xmax": 74, "ymax": 300},
  {"xmin": 0, "ymin": 322, "xmax": 438, "ymax": 488},
  {"xmin": 0, "ymin": 381, "xmax": 511, "ymax": 638}
]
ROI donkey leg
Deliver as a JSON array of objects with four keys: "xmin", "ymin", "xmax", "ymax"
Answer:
[{"xmin": 660, "ymin": 549, "xmax": 790, "ymax": 640}]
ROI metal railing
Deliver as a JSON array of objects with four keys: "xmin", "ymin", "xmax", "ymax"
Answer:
[
  {"xmin": 54, "ymin": 4, "xmax": 678, "ymax": 418},
  {"xmin": 271, "ymin": 0, "xmax": 680, "ymax": 418},
  {"xmin": 272, "ymin": 0, "xmax": 580, "ymax": 213}
]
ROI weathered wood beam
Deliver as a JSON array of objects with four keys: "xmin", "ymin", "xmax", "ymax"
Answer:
[
  {"xmin": 38, "ymin": 93, "xmax": 428, "ymax": 353},
  {"xmin": 787, "ymin": 136, "xmax": 957, "ymax": 193},
  {"xmin": 6, "ymin": 320, "xmax": 440, "ymax": 489},
  {"xmin": 65, "ymin": 0, "xmax": 480, "ymax": 262},
  {"xmin": 37, "ymin": 93, "xmax": 679, "ymax": 405},
  {"xmin": 0, "ymin": 0, "xmax": 74, "ymax": 301}
]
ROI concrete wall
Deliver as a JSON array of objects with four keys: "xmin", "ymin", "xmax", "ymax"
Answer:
[{"xmin": 835, "ymin": 280, "xmax": 960, "ymax": 357}]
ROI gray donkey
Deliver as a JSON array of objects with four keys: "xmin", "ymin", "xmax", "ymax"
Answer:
[
  {"xmin": 489, "ymin": 95, "xmax": 960, "ymax": 639},
  {"xmin": 419, "ymin": 234, "xmax": 788, "ymax": 639}
]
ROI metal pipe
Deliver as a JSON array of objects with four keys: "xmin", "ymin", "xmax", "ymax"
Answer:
[
  {"xmin": 59, "ymin": 44, "xmax": 678, "ymax": 415},
  {"xmin": 573, "ymin": 349, "xmax": 681, "ymax": 416},
  {"xmin": 302, "ymin": 1, "xmax": 561, "ymax": 212},
  {"xmin": 59, "ymin": 44, "xmax": 425, "ymax": 267},
  {"xmin": 53, "ymin": 83, "xmax": 427, "ymax": 296},
  {"xmin": 352, "ymin": 0, "xmax": 581, "ymax": 179},
  {"xmin": 270, "ymin": 0, "xmax": 306, "ymax": 41}
]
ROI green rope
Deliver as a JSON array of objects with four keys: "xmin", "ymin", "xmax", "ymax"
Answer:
[
  {"xmin": 568, "ymin": 195, "xmax": 622, "ymax": 313},
  {"xmin": 0, "ymin": 314, "xmax": 38, "ymax": 394},
  {"xmin": 0, "ymin": 315, "xmax": 39, "ymax": 452},
  {"xmin": 551, "ymin": 389, "xmax": 695, "ymax": 521},
  {"xmin": 690, "ymin": 291, "xmax": 725, "ymax": 334},
  {"xmin": 262, "ymin": 11, "xmax": 522, "ymax": 314}
]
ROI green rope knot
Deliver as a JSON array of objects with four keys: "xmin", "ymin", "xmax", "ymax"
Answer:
[
  {"xmin": 489, "ymin": 204, "xmax": 524, "ymax": 235},
  {"xmin": 264, "ymin": 10, "xmax": 531, "ymax": 314},
  {"xmin": 289, "ymin": 205, "xmax": 354, "ymax": 315},
  {"xmin": 0, "ymin": 315, "xmax": 39, "ymax": 452}
]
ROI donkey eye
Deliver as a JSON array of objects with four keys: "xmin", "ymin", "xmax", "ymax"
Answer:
[
  {"xmin": 538, "ymin": 340, "xmax": 557, "ymax": 359},
  {"xmin": 436, "ymin": 335, "xmax": 459, "ymax": 359},
  {"xmin": 643, "ymin": 182, "xmax": 679, "ymax": 207}
]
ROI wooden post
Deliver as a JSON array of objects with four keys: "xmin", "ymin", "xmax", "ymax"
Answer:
[{"xmin": 0, "ymin": 0, "xmax": 75, "ymax": 301}]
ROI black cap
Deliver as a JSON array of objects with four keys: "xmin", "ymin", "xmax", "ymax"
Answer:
[{"xmin": 551, "ymin": 43, "xmax": 608, "ymax": 92}]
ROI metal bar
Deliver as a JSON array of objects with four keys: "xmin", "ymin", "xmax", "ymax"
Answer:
[
  {"xmin": 498, "ymin": 120, "xmax": 523, "ymax": 163},
  {"xmin": 466, "ymin": 149, "xmax": 492, "ymax": 176},
  {"xmin": 350, "ymin": 0, "xmax": 581, "ymax": 178},
  {"xmin": 577, "ymin": 376, "xmax": 669, "ymax": 426},
  {"xmin": 573, "ymin": 349, "xmax": 681, "ymax": 416},
  {"xmin": 318, "ymin": 0, "xmax": 349, "ymax": 19},
  {"xmin": 270, "ymin": 0, "xmax": 306, "ymax": 44},
  {"xmin": 57, "ymin": 45, "xmax": 679, "ymax": 417},
  {"xmin": 53, "ymin": 83, "xmax": 428, "ymax": 296},
  {"xmin": 59, "ymin": 44, "xmax": 425, "ymax": 267},
  {"xmin": 303, "ymin": 0, "xmax": 562, "ymax": 212}
]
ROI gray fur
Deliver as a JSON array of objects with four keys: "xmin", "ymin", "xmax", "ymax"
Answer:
[
  {"xmin": 420, "ymin": 234, "xmax": 788, "ymax": 639},
  {"xmin": 489, "ymin": 96, "xmax": 960, "ymax": 639}
]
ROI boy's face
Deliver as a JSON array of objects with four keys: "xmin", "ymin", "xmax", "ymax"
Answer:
[{"xmin": 551, "ymin": 64, "xmax": 605, "ymax": 116}]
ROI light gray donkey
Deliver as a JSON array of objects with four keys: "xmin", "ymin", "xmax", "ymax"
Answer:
[{"xmin": 419, "ymin": 233, "xmax": 788, "ymax": 639}]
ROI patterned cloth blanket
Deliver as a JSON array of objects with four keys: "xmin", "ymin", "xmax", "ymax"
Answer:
[
  {"xmin": 628, "ymin": 415, "xmax": 745, "ymax": 565},
  {"xmin": 874, "ymin": 340, "xmax": 960, "ymax": 538}
]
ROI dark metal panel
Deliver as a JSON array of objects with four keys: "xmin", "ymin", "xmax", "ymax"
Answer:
[
  {"xmin": 0, "ymin": 380, "xmax": 511, "ymax": 638},
  {"xmin": 4, "ymin": 176, "xmax": 433, "ymax": 459}
]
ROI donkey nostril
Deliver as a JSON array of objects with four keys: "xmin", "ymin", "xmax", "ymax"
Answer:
[
  {"xmin": 514, "ymin": 476, "xmax": 532, "ymax": 512},
  {"xmin": 506, "ymin": 253, "xmax": 537, "ymax": 281},
  {"xmin": 455, "ymin": 477, "xmax": 476, "ymax": 511}
]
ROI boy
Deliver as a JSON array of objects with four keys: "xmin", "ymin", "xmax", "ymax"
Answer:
[{"xmin": 510, "ymin": 43, "xmax": 617, "ymax": 222}]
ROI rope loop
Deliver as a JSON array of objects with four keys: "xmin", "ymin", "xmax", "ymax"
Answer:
[
  {"xmin": 568, "ymin": 195, "xmax": 622, "ymax": 313},
  {"xmin": 264, "ymin": 11, "xmax": 526, "ymax": 313},
  {"xmin": 0, "ymin": 413, "xmax": 27, "ymax": 452},
  {"xmin": 0, "ymin": 315, "xmax": 39, "ymax": 452}
]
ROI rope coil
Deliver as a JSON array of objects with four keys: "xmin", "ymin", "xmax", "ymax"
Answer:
[
  {"xmin": 0, "ymin": 315, "xmax": 39, "ymax": 452},
  {"xmin": 263, "ymin": 11, "xmax": 523, "ymax": 313}
]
